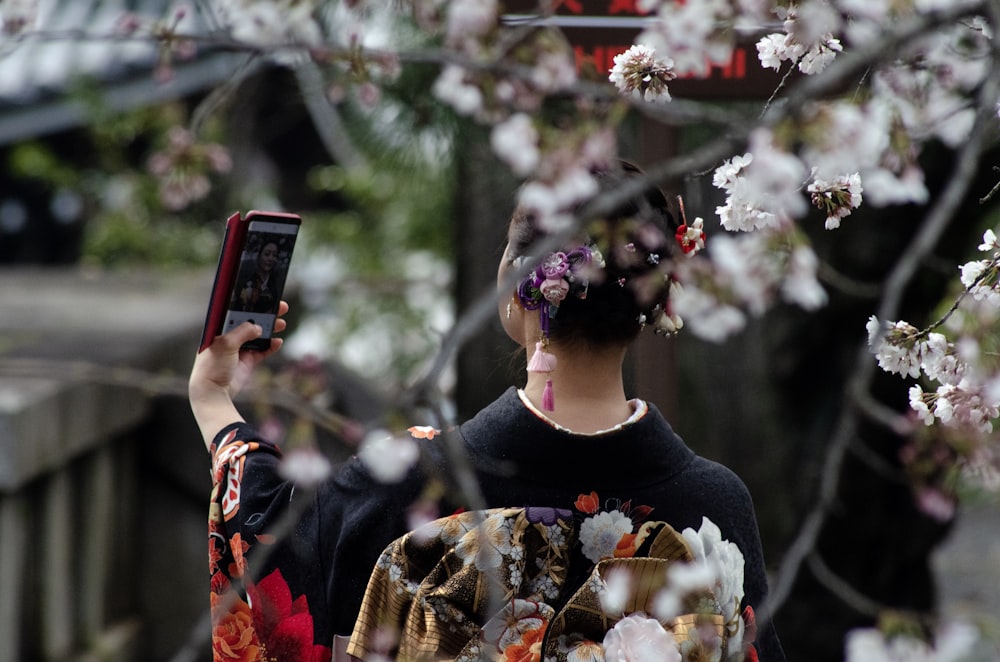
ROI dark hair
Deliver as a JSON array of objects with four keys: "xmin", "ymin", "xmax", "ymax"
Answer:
[{"xmin": 508, "ymin": 161, "xmax": 680, "ymax": 347}]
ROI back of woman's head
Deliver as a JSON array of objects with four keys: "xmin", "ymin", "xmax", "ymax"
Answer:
[{"xmin": 508, "ymin": 160, "xmax": 680, "ymax": 348}]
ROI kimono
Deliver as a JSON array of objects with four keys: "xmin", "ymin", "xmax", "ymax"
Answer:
[{"xmin": 207, "ymin": 387, "xmax": 785, "ymax": 661}]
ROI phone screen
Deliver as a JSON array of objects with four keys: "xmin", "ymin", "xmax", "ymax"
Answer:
[{"xmin": 222, "ymin": 218, "xmax": 299, "ymax": 343}]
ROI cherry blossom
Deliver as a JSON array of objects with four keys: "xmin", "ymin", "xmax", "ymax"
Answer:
[
  {"xmin": 432, "ymin": 65, "xmax": 483, "ymax": 116},
  {"xmin": 608, "ymin": 44, "xmax": 677, "ymax": 103},
  {"xmin": 807, "ymin": 173, "xmax": 863, "ymax": 230},
  {"xmin": 0, "ymin": 0, "xmax": 38, "ymax": 36},
  {"xmin": 866, "ymin": 317, "xmax": 925, "ymax": 379},
  {"xmin": 757, "ymin": 3, "xmax": 843, "ymax": 76},
  {"xmin": 845, "ymin": 619, "xmax": 979, "ymax": 662},
  {"xmin": 212, "ymin": 0, "xmax": 322, "ymax": 48},
  {"xmin": 637, "ymin": 0, "xmax": 752, "ymax": 78},
  {"xmin": 490, "ymin": 113, "xmax": 540, "ymax": 177},
  {"xmin": 445, "ymin": 0, "xmax": 497, "ymax": 45},
  {"xmin": 357, "ymin": 429, "xmax": 419, "ymax": 483},
  {"xmin": 146, "ymin": 126, "xmax": 232, "ymax": 211},
  {"xmin": 597, "ymin": 566, "xmax": 632, "ymax": 617},
  {"xmin": 714, "ymin": 129, "xmax": 808, "ymax": 232},
  {"xmin": 278, "ymin": 447, "xmax": 332, "ymax": 487},
  {"xmin": 680, "ymin": 517, "xmax": 746, "ymax": 631}
]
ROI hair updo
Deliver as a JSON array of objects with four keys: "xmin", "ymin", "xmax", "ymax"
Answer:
[{"xmin": 507, "ymin": 160, "xmax": 681, "ymax": 348}]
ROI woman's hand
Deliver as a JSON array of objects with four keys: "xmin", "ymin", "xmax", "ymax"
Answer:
[{"xmin": 189, "ymin": 301, "xmax": 289, "ymax": 449}]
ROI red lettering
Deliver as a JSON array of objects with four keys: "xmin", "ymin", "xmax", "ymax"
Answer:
[
  {"xmin": 555, "ymin": 0, "xmax": 584, "ymax": 14},
  {"xmin": 719, "ymin": 48, "xmax": 747, "ymax": 79},
  {"xmin": 608, "ymin": 0, "xmax": 638, "ymax": 14}
]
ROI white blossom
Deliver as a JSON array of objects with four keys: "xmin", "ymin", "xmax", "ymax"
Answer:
[
  {"xmin": 714, "ymin": 129, "xmax": 808, "ymax": 232},
  {"xmin": 1, "ymin": 0, "xmax": 38, "ymax": 36},
  {"xmin": 278, "ymin": 447, "xmax": 332, "ymax": 487},
  {"xmin": 603, "ymin": 614, "xmax": 681, "ymax": 662},
  {"xmin": 680, "ymin": 517, "xmax": 745, "ymax": 628},
  {"xmin": 863, "ymin": 166, "xmax": 929, "ymax": 206},
  {"xmin": 432, "ymin": 65, "xmax": 483, "ymax": 116},
  {"xmin": 756, "ymin": 33, "xmax": 793, "ymax": 71},
  {"xmin": 798, "ymin": 37, "xmax": 843, "ymax": 75},
  {"xmin": 358, "ymin": 430, "xmax": 419, "ymax": 483},
  {"xmin": 490, "ymin": 113, "xmax": 539, "ymax": 176},
  {"xmin": 909, "ymin": 385, "xmax": 935, "ymax": 425},
  {"xmin": 608, "ymin": 44, "xmax": 677, "ymax": 103},
  {"xmin": 959, "ymin": 259, "xmax": 987, "ymax": 288},
  {"xmin": 782, "ymin": 245, "xmax": 827, "ymax": 309},
  {"xmin": 598, "ymin": 566, "xmax": 632, "ymax": 616},
  {"xmin": 846, "ymin": 620, "xmax": 979, "ymax": 662},
  {"xmin": 670, "ymin": 283, "xmax": 747, "ymax": 343},
  {"xmin": 808, "ymin": 173, "xmax": 863, "ymax": 230},
  {"xmin": 639, "ymin": 1, "xmax": 733, "ymax": 78},
  {"xmin": 532, "ymin": 49, "xmax": 577, "ymax": 92},
  {"xmin": 517, "ymin": 166, "xmax": 598, "ymax": 233},
  {"xmin": 445, "ymin": 0, "xmax": 496, "ymax": 43},
  {"xmin": 867, "ymin": 316, "xmax": 922, "ymax": 379},
  {"xmin": 978, "ymin": 228, "xmax": 998, "ymax": 252},
  {"xmin": 214, "ymin": 0, "xmax": 322, "ymax": 48}
]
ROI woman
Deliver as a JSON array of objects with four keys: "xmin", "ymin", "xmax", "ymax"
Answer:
[
  {"xmin": 191, "ymin": 162, "xmax": 785, "ymax": 661},
  {"xmin": 235, "ymin": 240, "xmax": 281, "ymax": 313}
]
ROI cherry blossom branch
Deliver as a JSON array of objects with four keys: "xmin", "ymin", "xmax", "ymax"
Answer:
[
  {"xmin": 293, "ymin": 59, "xmax": 368, "ymax": 169},
  {"xmin": 766, "ymin": 54, "xmax": 1000, "ymax": 617},
  {"xmin": 980, "ymin": 166, "xmax": 1000, "ymax": 204},
  {"xmin": 0, "ymin": 357, "xmax": 362, "ymax": 440}
]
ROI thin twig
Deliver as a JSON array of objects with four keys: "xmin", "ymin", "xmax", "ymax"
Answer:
[{"xmin": 807, "ymin": 551, "xmax": 886, "ymax": 617}]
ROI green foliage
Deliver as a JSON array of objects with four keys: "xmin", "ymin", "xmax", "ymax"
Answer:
[
  {"xmin": 4, "ymin": 92, "xmax": 234, "ymax": 267},
  {"xmin": 290, "ymin": 89, "xmax": 459, "ymax": 384}
]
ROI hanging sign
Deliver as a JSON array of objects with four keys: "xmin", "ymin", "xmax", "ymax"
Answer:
[{"xmin": 502, "ymin": 1, "xmax": 783, "ymax": 99}]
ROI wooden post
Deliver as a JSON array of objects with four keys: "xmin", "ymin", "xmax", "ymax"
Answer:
[
  {"xmin": 41, "ymin": 471, "xmax": 74, "ymax": 660},
  {"xmin": 0, "ymin": 495, "xmax": 26, "ymax": 662}
]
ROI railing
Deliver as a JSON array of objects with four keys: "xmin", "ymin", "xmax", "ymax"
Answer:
[{"xmin": 0, "ymin": 268, "xmax": 213, "ymax": 662}]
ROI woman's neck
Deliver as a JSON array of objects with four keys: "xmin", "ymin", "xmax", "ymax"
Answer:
[{"xmin": 522, "ymin": 341, "xmax": 633, "ymax": 434}]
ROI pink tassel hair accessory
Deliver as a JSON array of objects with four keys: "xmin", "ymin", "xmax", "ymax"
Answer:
[
  {"xmin": 527, "ymin": 341, "xmax": 556, "ymax": 373},
  {"xmin": 528, "ymin": 341, "xmax": 557, "ymax": 411},
  {"xmin": 542, "ymin": 379, "xmax": 555, "ymax": 411}
]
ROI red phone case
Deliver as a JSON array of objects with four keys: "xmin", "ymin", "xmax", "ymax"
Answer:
[{"xmin": 198, "ymin": 210, "xmax": 301, "ymax": 352}]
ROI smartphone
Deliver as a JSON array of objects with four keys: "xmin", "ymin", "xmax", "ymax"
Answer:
[{"xmin": 199, "ymin": 210, "xmax": 301, "ymax": 352}]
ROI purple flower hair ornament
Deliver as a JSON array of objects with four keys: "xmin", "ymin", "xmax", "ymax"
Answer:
[{"xmin": 515, "ymin": 244, "xmax": 600, "ymax": 411}]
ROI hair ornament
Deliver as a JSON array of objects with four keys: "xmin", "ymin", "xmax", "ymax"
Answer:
[
  {"xmin": 516, "ymin": 244, "xmax": 599, "ymax": 411},
  {"xmin": 674, "ymin": 195, "xmax": 706, "ymax": 256},
  {"xmin": 652, "ymin": 279, "xmax": 684, "ymax": 335}
]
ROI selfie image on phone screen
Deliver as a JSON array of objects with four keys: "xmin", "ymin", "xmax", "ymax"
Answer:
[{"xmin": 223, "ymin": 219, "xmax": 298, "ymax": 340}]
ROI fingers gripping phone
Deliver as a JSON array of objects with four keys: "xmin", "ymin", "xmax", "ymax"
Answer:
[{"xmin": 199, "ymin": 210, "xmax": 301, "ymax": 352}]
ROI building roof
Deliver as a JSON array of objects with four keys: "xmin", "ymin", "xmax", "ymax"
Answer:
[{"xmin": 0, "ymin": 0, "xmax": 248, "ymax": 144}]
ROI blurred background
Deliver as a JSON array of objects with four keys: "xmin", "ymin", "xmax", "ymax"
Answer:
[{"xmin": 1, "ymin": 1, "xmax": 999, "ymax": 661}]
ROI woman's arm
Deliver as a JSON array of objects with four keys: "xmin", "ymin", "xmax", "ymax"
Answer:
[{"xmin": 189, "ymin": 300, "xmax": 288, "ymax": 450}]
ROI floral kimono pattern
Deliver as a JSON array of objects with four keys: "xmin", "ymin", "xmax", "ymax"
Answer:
[
  {"xmin": 208, "ymin": 427, "xmax": 332, "ymax": 662},
  {"xmin": 349, "ymin": 492, "xmax": 759, "ymax": 662}
]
